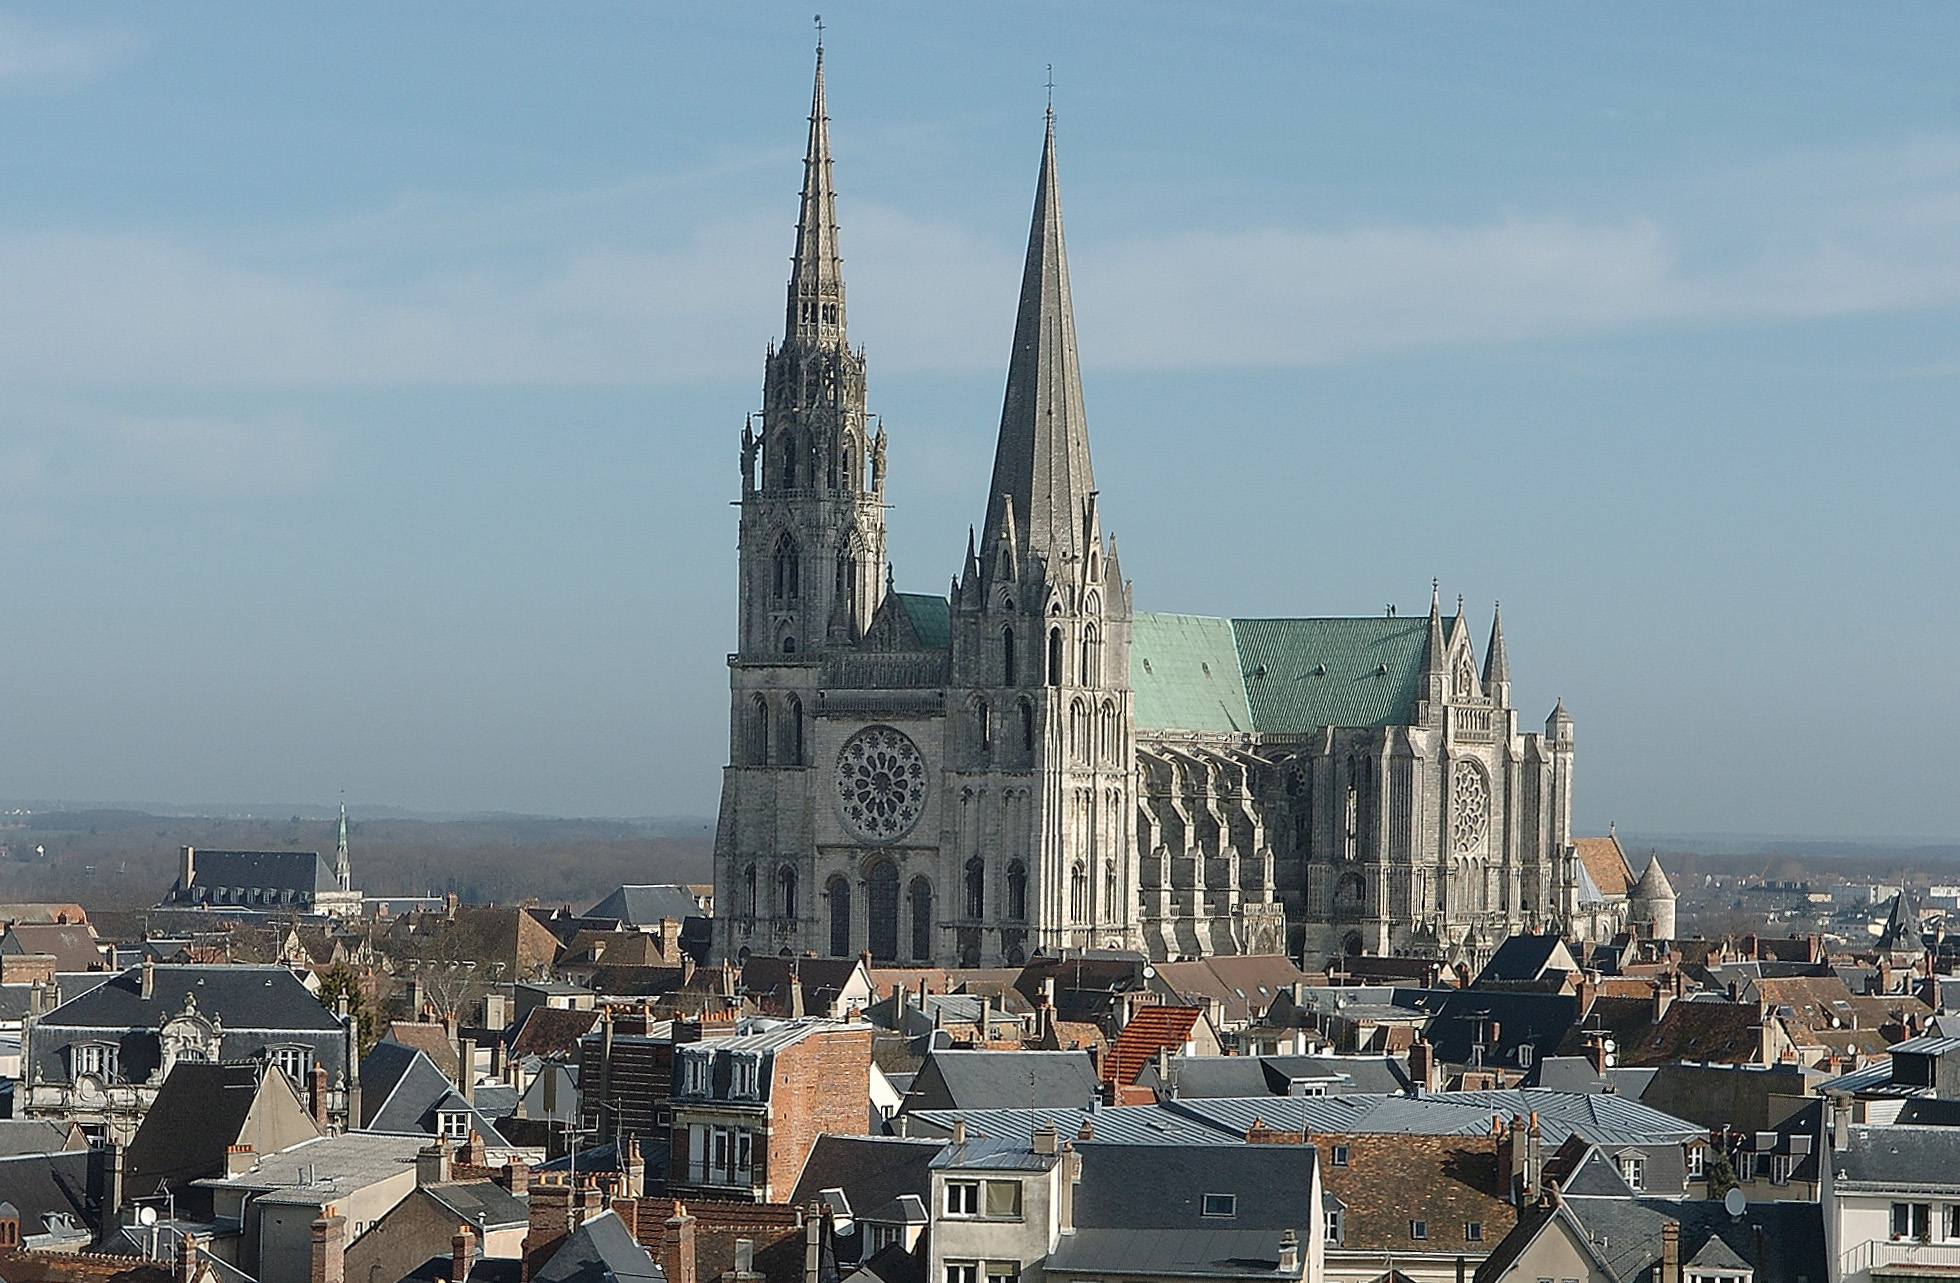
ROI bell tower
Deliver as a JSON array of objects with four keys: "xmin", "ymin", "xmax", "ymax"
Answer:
[{"xmin": 716, "ymin": 43, "xmax": 887, "ymax": 962}]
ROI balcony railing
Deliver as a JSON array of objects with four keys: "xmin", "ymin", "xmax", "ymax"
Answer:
[{"xmin": 1841, "ymin": 1239, "xmax": 1960, "ymax": 1278}]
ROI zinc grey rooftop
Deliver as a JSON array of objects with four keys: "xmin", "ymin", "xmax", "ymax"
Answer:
[
  {"xmin": 1833, "ymin": 1124, "xmax": 1960, "ymax": 1189},
  {"xmin": 193, "ymin": 1132, "xmax": 428, "ymax": 1201}
]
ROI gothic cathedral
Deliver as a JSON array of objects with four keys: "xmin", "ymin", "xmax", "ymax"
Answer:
[{"xmin": 713, "ymin": 54, "xmax": 1587, "ymax": 971}]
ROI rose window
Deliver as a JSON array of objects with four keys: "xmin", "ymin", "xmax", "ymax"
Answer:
[
  {"xmin": 1450, "ymin": 758, "xmax": 1489, "ymax": 855},
  {"xmin": 836, "ymin": 725, "xmax": 927, "ymax": 842}
]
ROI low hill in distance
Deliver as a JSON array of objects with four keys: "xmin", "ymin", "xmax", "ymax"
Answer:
[{"xmin": 0, "ymin": 808, "xmax": 713, "ymax": 913}]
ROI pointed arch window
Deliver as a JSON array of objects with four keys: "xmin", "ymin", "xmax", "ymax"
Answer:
[
  {"xmin": 783, "ymin": 695, "xmax": 805, "ymax": 766},
  {"xmin": 1069, "ymin": 698, "xmax": 1088, "ymax": 763},
  {"xmin": 1104, "ymin": 859, "xmax": 1118, "ymax": 924},
  {"xmin": 1070, "ymin": 862, "xmax": 1088, "ymax": 922},
  {"xmin": 777, "ymin": 865, "xmax": 798, "ymax": 920},
  {"xmin": 1001, "ymin": 626, "xmax": 1016, "ymax": 686},
  {"xmin": 1081, "ymin": 624, "xmax": 1100, "ymax": 687},
  {"xmin": 749, "ymin": 695, "xmax": 771, "ymax": 766},
  {"xmin": 827, "ymin": 876, "xmax": 851, "ymax": 957},
  {"xmin": 779, "ymin": 434, "xmax": 798, "ymax": 489},
  {"xmin": 1007, "ymin": 861, "xmax": 1028, "ymax": 922},
  {"xmin": 910, "ymin": 877, "xmax": 934, "ymax": 961},
  {"xmin": 976, "ymin": 699, "xmax": 992, "ymax": 753},
  {"xmin": 1020, "ymin": 699, "xmax": 1036, "ymax": 754},
  {"xmin": 773, "ymin": 534, "xmax": 801, "ymax": 601},
  {"xmin": 743, "ymin": 863, "xmax": 759, "ymax": 919},
  {"xmin": 1099, "ymin": 698, "xmax": 1118, "ymax": 765},
  {"xmin": 965, "ymin": 858, "xmax": 986, "ymax": 919},
  {"xmin": 1047, "ymin": 627, "xmax": 1064, "ymax": 686}
]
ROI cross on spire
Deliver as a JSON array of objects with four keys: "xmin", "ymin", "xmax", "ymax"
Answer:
[{"xmin": 814, "ymin": 13, "xmax": 824, "ymax": 55}]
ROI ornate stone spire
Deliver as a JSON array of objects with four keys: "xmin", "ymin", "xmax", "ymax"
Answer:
[
  {"xmin": 786, "ymin": 46, "xmax": 845, "ymax": 346},
  {"xmin": 1420, "ymin": 581, "xmax": 1448, "ymax": 703},
  {"xmin": 983, "ymin": 112, "xmax": 1095, "ymax": 568},
  {"xmin": 334, "ymin": 800, "xmax": 351, "ymax": 891}
]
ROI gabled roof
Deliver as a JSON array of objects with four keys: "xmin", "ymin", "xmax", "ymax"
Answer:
[
  {"xmin": 182, "ymin": 849, "xmax": 339, "ymax": 894},
  {"xmin": 509, "ymin": 1008, "xmax": 602, "ymax": 1060},
  {"xmin": 1313, "ymin": 1133, "xmax": 1512, "ymax": 1255},
  {"xmin": 788, "ymin": 1136, "xmax": 941, "ymax": 1224},
  {"xmin": 1151, "ymin": 956, "xmax": 1305, "ymax": 1026},
  {"xmin": 36, "ymin": 964, "xmax": 343, "ymax": 1032},
  {"xmin": 1474, "ymin": 934, "xmax": 1579, "ymax": 987},
  {"xmin": 530, "ymin": 1210, "xmax": 663, "ymax": 1283},
  {"xmin": 0, "ymin": 1151, "xmax": 99, "ymax": 1241},
  {"xmin": 426, "ymin": 1180, "xmax": 529, "ymax": 1231},
  {"xmin": 1613, "ymin": 1000, "xmax": 1764, "ymax": 1068},
  {"xmin": 1131, "ymin": 613, "xmax": 1433, "ymax": 734},
  {"xmin": 1103, "ymin": 1007, "xmax": 1204, "ymax": 1088},
  {"xmin": 125, "ymin": 1062, "xmax": 319, "ymax": 1205},
  {"xmin": 362, "ymin": 1045, "xmax": 510, "ymax": 1146},
  {"xmin": 1571, "ymin": 837, "xmax": 1634, "ymax": 900},
  {"xmin": 0, "ymin": 925, "xmax": 106, "ymax": 973},
  {"xmin": 903, "ymin": 1049, "xmax": 1099, "ymax": 1114}
]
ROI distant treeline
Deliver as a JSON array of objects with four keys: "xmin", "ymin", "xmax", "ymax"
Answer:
[{"xmin": 0, "ymin": 810, "xmax": 713, "ymax": 912}]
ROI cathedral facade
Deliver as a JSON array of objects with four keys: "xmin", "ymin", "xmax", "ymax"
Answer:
[{"xmin": 712, "ymin": 56, "xmax": 1582, "ymax": 970}]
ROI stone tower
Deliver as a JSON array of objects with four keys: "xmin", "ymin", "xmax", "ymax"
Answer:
[
  {"xmin": 948, "ymin": 113, "xmax": 1137, "ymax": 960},
  {"xmin": 717, "ymin": 48, "xmax": 888, "ymax": 952}
]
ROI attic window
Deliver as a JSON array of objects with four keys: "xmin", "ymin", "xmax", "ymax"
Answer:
[
  {"xmin": 1141, "ymin": 659, "xmax": 1152, "ymax": 674},
  {"xmin": 1331, "ymin": 1144, "xmax": 1350, "ymax": 1166},
  {"xmin": 1467, "ymin": 1222, "xmax": 1484, "ymax": 1242},
  {"xmin": 1410, "ymin": 1219, "xmax": 1427, "ymax": 1241},
  {"xmin": 1200, "ymin": 1194, "xmax": 1236, "ymax": 1218}
]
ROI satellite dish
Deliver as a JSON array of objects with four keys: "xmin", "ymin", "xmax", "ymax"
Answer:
[
  {"xmin": 137, "ymin": 1207, "xmax": 157, "ymax": 1227},
  {"xmin": 1142, "ymin": 966, "xmax": 1156, "ymax": 979},
  {"xmin": 1723, "ymin": 1188, "xmax": 1747, "ymax": 1218}
]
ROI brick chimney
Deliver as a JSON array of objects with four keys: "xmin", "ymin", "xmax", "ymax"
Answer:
[
  {"xmin": 310, "ymin": 1213, "xmax": 346, "ymax": 1283},
  {"xmin": 523, "ymin": 1182, "xmax": 574, "ymax": 1283},
  {"xmin": 1651, "ymin": 980, "xmax": 1673, "ymax": 1023},
  {"xmin": 1409, "ymin": 1039, "xmax": 1438, "ymax": 1094},
  {"xmin": 1525, "ymin": 1111, "xmax": 1544, "ymax": 1201},
  {"xmin": 310, "ymin": 1064, "xmax": 330, "ymax": 1130},
  {"xmin": 500, "ymin": 1161, "xmax": 530, "ymax": 1198},
  {"xmin": 662, "ymin": 1202, "xmax": 697, "ymax": 1283},
  {"xmin": 451, "ymin": 1225, "xmax": 475, "ymax": 1283},
  {"xmin": 225, "ymin": 1145, "xmax": 256, "ymax": 1178},
  {"xmin": 176, "ymin": 1230, "xmax": 201, "ymax": 1283}
]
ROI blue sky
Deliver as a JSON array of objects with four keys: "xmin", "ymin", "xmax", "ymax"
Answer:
[{"xmin": 0, "ymin": 3, "xmax": 1956, "ymax": 837}]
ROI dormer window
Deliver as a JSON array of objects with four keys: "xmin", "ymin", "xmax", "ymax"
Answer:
[
  {"xmin": 438, "ymin": 1109, "xmax": 471, "ymax": 1141},
  {"xmin": 1200, "ymin": 1194, "xmax": 1237, "ymax": 1218},
  {"xmin": 269, "ymin": 1046, "xmax": 312, "ymax": 1089},
  {"xmin": 70, "ymin": 1043, "xmax": 117, "ymax": 1081},
  {"xmin": 731, "ymin": 1053, "xmax": 761, "ymax": 1100}
]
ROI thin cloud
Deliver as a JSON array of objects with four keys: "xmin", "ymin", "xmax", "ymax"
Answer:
[
  {"xmin": 2, "ymin": 136, "xmax": 1960, "ymax": 385},
  {"xmin": 0, "ymin": 13, "xmax": 140, "ymax": 91},
  {"xmin": 0, "ymin": 401, "xmax": 328, "ymax": 497}
]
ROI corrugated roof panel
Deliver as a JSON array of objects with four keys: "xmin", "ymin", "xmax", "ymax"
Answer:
[
  {"xmin": 1230, "ymin": 617, "xmax": 1428, "ymax": 733},
  {"xmin": 1131, "ymin": 613, "xmax": 1252, "ymax": 733}
]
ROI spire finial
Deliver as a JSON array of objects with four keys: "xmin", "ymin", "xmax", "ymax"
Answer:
[
  {"xmin": 1046, "ymin": 64, "xmax": 1054, "ymax": 121},
  {"xmin": 814, "ymin": 13, "xmax": 824, "ymax": 58}
]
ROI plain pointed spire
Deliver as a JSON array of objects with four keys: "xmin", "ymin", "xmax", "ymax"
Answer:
[
  {"xmin": 1483, "ymin": 601, "xmax": 1511, "ymax": 688},
  {"xmin": 335, "ymin": 800, "xmax": 351, "ymax": 892},
  {"xmin": 983, "ymin": 111, "xmax": 1096, "ymax": 567},
  {"xmin": 786, "ymin": 45, "xmax": 846, "ymax": 344}
]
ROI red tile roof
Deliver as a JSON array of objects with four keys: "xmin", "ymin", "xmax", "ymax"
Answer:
[{"xmin": 1102, "ymin": 1005, "xmax": 1203, "ymax": 1087}]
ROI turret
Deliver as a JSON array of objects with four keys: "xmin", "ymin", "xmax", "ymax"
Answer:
[{"xmin": 1631, "ymin": 854, "xmax": 1677, "ymax": 941}]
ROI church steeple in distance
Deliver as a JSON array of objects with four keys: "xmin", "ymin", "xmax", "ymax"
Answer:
[
  {"xmin": 787, "ymin": 40, "xmax": 845, "ymax": 346},
  {"xmin": 334, "ymin": 799, "xmax": 351, "ymax": 892},
  {"xmin": 984, "ymin": 111, "xmax": 1096, "ymax": 568}
]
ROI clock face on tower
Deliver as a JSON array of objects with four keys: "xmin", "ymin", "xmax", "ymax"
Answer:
[{"xmin": 835, "ymin": 725, "xmax": 928, "ymax": 843}]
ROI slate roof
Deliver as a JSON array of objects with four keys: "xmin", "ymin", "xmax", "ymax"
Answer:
[
  {"xmin": 1170, "ymin": 1089, "xmax": 1701, "ymax": 1147},
  {"xmin": 789, "ymin": 1136, "xmax": 942, "ymax": 1226},
  {"xmin": 901, "ymin": 1049, "xmax": 1099, "ymax": 1114},
  {"xmin": 182, "ymin": 849, "xmax": 339, "ymax": 894},
  {"xmin": 844, "ymin": 1242, "xmax": 920, "ymax": 1283},
  {"xmin": 38, "ymin": 964, "xmax": 343, "ymax": 1031},
  {"xmin": 530, "ymin": 1209, "xmax": 664, "ymax": 1283},
  {"xmin": 1418, "ymin": 989, "xmax": 1579, "ymax": 1068},
  {"xmin": 1835, "ymin": 1123, "xmax": 1960, "ymax": 1188},
  {"xmin": 0, "ymin": 1150, "xmax": 99, "ymax": 1240},
  {"xmin": 0, "ymin": 1122, "xmax": 82, "ymax": 1158},
  {"xmin": 1046, "ymin": 1142, "xmax": 1315, "ymax": 1280},
  {"xmin": 124, "ymin": 1063, "xmax": 302, "ymax": 1208},
  {"xmin": 1565, "ymin": 1197, "xmax": 1824, "ymax": 1283},
  {"xmin": 426, "ymin": 1180, "xmax": 529, "ymax": 1230},
  {"xmin": 1475, "ymin": 935, "xmax": 1576, "ymax": 986},
  {"xmin": 583, "ymin": 886, "xmax": 704, "ymax": 928},
  {"xmin": 361, "ymin": 1044, "xmax": 510, "ymax": 1146},
  {"xmin": 1131, "ymin": 614, "xmax": 1432, "ymax": 735}
]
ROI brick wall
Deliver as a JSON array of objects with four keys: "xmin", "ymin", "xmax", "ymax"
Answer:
[{"xmin": 760, "ymin": 1027, "xmax": 871, "ymax": 1202}]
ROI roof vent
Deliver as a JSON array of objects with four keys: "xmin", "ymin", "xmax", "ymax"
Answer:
[
  {"xmin": 1376, "ymin": 664, "xmax": 1388, "ymax": 676},
  {"xmin": 1313, "ymin": 664, "xmax": 1327, "ymax": 677},
  {"xmin": 1254, "ymin": 665, "xmax": 1268, "ymax": 679}
]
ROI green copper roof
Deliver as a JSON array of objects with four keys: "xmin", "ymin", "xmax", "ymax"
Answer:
[
  {"xmin": 1132, "ymin": 612, "xmax": 1428, "ymax": 735},
  {"xmin": 1131, "ymin": 613, "xmax": 1253, "ymax": 732},
  {"xmin": 895, "ymin": 593, "xmax": 951, "ymax": 648},
  {"xmin": 1231, "ymin": 616, "xmax": 1428, "ymax": 733}
]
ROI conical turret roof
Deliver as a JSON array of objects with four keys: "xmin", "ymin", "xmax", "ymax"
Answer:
[{"xmin": 1632, "ymin": 854, "xmax": 1675, "ymax": 902}]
